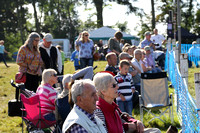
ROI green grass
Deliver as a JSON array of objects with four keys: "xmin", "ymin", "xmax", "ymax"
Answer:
[{"xmin": 2, "ymin": 60, "xmax": 199, "ymax": 132}]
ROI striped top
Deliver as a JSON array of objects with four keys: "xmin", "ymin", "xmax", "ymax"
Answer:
[
  {"xmin": 36, "ymin": 83, "xmax": 57, "ymax": 116},
  {"xmin": 114, "ymin": 72, "xmax": 134, "ymax": 101},
  {"xmin": 16, "ymin": 45, "xmax": 43, "ymax": 75}
]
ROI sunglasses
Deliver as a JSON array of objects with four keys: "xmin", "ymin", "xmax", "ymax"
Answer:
[
  {"xmin": 84, "ymin": 34, "xmax": 89, "ymax": 37},
  {"xmin": 111, "ymin": 83, "xmax": 118, "ymax": 88},
  {"xmin": 52, "ymin": 73, "xmax": 57, "ymax": 77},
  {"xmin": 34, "ymin": 39, "xmax": 40, "ymax": 42}
]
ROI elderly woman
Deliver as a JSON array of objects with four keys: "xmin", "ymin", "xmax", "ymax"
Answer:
[
  {"xmin": 36, "ymin": 69, "xmax": 58, "ymax": 121},
  {"xmin": 75, "ymin": 31, "xmax": 94, "ymax": 68},
  {"xmin": 16, "ymin": 32, "xmax": 43, "ymax": 92},
  {"xmin": 93, "ymin": 73, "xmax": 161, "ymax": 133},
  {"xmin": 55, "ymin": 74, "xmax": 72, "ymax": 123}
]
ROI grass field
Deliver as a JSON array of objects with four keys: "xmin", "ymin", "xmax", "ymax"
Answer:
[{"xmin": 1, "ymin": 60, "xmax": 198, "ymax": 132}]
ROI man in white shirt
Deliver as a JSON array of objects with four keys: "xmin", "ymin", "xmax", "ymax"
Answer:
[
  {"xmin": 151, "ymin": 29, "xmax": 166, "ymax": 51},
  {"xmin": 131, "ymin": 49, "xmax": 143, "ymax": 75}
]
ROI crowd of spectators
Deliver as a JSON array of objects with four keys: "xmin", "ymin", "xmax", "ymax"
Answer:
[{"xmin": 15, "ymin": 29, "xmax": 167, "ymax": 133}]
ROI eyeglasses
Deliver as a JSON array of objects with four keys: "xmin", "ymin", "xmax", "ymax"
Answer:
[
  {"xmin": 111, "ymin": 83, "xmax": 118, "ymax": 88},
  {"xmin": 34, "ymin": 39, "xmax": 40, "ymax": 42},
  {"xmin": 52, "ymin": 73, "xmax": 57, "ymax": 77},
  {"xmin": 84, "ymin": 34, "xmax": 89, "ymax": 37}
]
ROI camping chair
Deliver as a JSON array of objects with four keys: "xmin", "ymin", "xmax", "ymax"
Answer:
[
  {"xmin": 139, "ymin": 72, "xmax": 173, "ymax": 123},
  {"xmin": 20, "ymin": 93, "xmax": 60, "ymax": 132}
]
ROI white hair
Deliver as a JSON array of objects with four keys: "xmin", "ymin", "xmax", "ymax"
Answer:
[
  {"xmin": 93, "ymin": 73, "xmax": 114, "ymax": 97},
  {"xmin": 62, "ymin": 74, "xmax": 73, "ymax": 89},
  {"xmin": 71, "ymin": 79, "xmax": 94, "ymax": 103},
  {"xmin": 41, "ymin": 69, "xmax": 57, "ymax": 85},
  {"xmin": 134, "ymin": 49, "xmax": 141, "ymax": 56}
]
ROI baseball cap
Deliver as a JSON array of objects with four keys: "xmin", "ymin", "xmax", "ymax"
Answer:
[
  {"xmin": 119, "ymin": 52, "xmax": 133, "ymax": 59},
  {"xmin": 44, "ymin": 33, "xmax": 53, "ymax": 42},
  {"xmin": 144, "ymin": 31, "xmax": 151, "ymax": 36},
  {"xmin": 144, "ymin": 46, "xmax": 150, "ymax": 51}
]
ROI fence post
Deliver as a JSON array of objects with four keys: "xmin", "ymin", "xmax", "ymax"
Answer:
[
  {"xmin": 195, "ymin": 73, "xmax": 200, "ymax": 125},
  {"xmin": 175, "ymin": 48, "xmax": 179, "ymax": 63},
  {"xmin": 172, "ymin": 39, "xmax": 176, "ymax": 51},
  {"xmin": 167, "ymin": 38, "xmax": 171, "ymax": 51},
  {"xmin": 180, "ymin": 54, "xmax": 188, "ymax": 86}
]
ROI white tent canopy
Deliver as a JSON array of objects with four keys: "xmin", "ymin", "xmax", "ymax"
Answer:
[{"xmin": 78, "ymin": 26, "xmax": 140, "ymax": 45}]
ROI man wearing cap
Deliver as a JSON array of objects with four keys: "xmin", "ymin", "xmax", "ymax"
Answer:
[
  {"xmin": 119, "ymin": 52, "xmax": 138, "ymax": 77},
  {"xmin": 140, "ymin": 31, "xmax": 155, "ymax": 53},
  {"xmin": 144, "ymin": 46, "xmax": 162, "ymax": 73},
  {"xmin": 39, "ymin": 33, "xmax": 62, "ymax": 75}
]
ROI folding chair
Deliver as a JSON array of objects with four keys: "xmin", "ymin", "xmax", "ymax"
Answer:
[
  {"xmin": 139, "ymin": 72, "xmax": 173, "ymax": 123},
  {"xmin": 20, "ymin": 93, "xmax": 60, "ymax": 132}
]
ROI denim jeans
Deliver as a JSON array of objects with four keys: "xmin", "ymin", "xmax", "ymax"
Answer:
[
  {"xmin": 44, "ymin": 112, "xmax": 56, "ymax": 121},
  {"xmin": 80, "ymin": 58, "xmax": 93, "ymax": 69},
  {"xmin": 117, "ymin": 100, "xmax": 133, "ymax": 116}
]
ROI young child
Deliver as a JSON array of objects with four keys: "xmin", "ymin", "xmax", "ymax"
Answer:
[
  {"xmin": 114, "ymin": 59, "xmax": 135, "ymax": 115},
  {"xmin": 71, "ymin": 45, "xmax": 81, "ymax": 70}
]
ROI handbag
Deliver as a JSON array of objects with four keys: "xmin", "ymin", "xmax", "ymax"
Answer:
[
  {"xmin": 8, "ymin": 83, "xmax": 22, "ymax": 117},
  {"xmin": 15, "ymin": 72, "xmax": 26, "ymax": 83}
]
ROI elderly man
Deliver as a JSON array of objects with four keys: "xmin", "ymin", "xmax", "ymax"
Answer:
[
  {"xmin": 131, "ymin": 49, "xmax": 143, "ymax": 75},
  {"xmin": 39, "ymin": 33, "xmax": 62, "ymax": 75},
  {"xmin": 144, "ymin": 46, "xmax": 162, "ymax": 73},
  {"xmin": 62, "ymin": 79, "xmax": 107, "ymax": 133},
  {"xmin": 105, "ymin": 52, "xmax": 119, "ymax": 75},
  {"xmin": 140, "ymin": 31, "xmax": 155, "ymax": 53},
  {"xmin": 131, "ymin": 49, "xmax": 143, "ymax": 94}
]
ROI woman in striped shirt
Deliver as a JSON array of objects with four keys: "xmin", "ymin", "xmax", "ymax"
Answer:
[{"xmin": 36, "ymin": 69, "xmax": 58, "ymax": 121}]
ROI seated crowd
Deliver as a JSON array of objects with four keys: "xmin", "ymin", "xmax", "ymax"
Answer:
[{"xmin": 18, "ymin": 30, "xmax": 166, "ymax": 133}]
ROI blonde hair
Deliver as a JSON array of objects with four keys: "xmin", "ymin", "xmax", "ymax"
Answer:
[
  {"xmin": 81, "ymin": 31, "xmax": 90, "ymax": 43},
  {"xmin": 41, "ymin": 69, "xmax": 57, "ymax": 85},
  {"xmin": 0, "ymin": 40, "xmax": 4, "ymax": 44}
]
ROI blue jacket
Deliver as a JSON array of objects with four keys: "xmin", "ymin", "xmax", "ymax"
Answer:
[{"xmin": 71, "ymin": 50, "xmax": 80, "ymax": 67}]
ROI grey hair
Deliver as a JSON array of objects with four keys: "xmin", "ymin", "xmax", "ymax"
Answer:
[
  {"xmin": 62, "ymin": 74, "xmax": 73, "ymax": 89},
  {"xmin": 41, "ymin": 69, "xmax": 57, "ymax": 85},
  {"xmin": 24, "ymin": 32, "xmax": 40, "ymax": 53},
  {"xmin": 134, "ymin": 49, "xmax": 141, "ymax": 56},
  {"xmin": 71, "ymin": 79, "xmax": 94, "ymax": 103},
  {"xmin": 93, "ymin": 73, "xmax": 114, "ymax": 97}
]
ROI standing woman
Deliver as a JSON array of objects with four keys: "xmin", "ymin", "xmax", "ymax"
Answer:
[
  {"xmin": 75, "ymin": 31, "xmax": 94, "ymax": 68},
  {"xmin": 16, "ymin": 32, "xmax": 43, "ymax": 92},
  {"xmin": 108, "ymin": 31, "xmax": 123, "ymax": 56}
]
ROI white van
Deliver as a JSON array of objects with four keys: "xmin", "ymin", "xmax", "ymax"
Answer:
[{"xmin": 51, "ymin": 39, "xmax": 71, "ymax": 58}]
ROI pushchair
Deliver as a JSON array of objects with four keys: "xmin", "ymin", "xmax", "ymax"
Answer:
[{"xmin": 10, "ymin": 80, "xmax": 61, "ymax": 133}]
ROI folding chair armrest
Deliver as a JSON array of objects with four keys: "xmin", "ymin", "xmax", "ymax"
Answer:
[
  {"xmin": 139, "ymin": 95, "xmax": 144, "ymax": 107},
  {"xmin": 169, "ymin": 93, "xmax": 173, "ymax": 105},
  {"xmin": 21, "ymin": 108, "xmax": 26, "ymax": 111}
]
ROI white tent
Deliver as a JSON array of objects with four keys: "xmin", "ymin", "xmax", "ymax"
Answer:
[{"xmin": 88, "ymin": 26, "xmax": 140, "ymax": 45}]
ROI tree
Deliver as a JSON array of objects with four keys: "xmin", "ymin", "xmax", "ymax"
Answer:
[
  {"xmin": 38, "ymin": 0, "xmax": 80, "ymax": 44},
  {"xmin": 151, "ymin": 0, "xmax": 155, "ymax": 29},
  {"xmin": 82, "ymin": 0, "xmax": 141, "ymax": 28}
]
